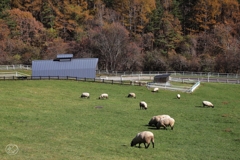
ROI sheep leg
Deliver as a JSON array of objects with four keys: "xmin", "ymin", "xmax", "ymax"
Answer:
[
  {"xmin": 144, "ymin": 143, "xmax": 150, "ymax": 149},
  {"xmin": 162, "ymin": 124, "xmax": 167, "ymax": 130},
  {"xmin": 151, "ymin": 141, "xmax": 154, "ymax": 148}
]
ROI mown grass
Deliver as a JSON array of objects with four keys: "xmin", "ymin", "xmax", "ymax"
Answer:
[{"xmin": 0, "ymin": 80, "xmax": 239, "ymax": 160}]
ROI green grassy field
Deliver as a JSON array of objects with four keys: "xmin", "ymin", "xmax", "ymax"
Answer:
[{"xmin": 0, "ymin": 80, "xmax": 239, "ymax": 160}]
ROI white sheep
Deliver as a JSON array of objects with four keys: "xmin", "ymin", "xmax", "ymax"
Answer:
[
  {"xmin": 148, "ymin": 115, "xmax": 171, "ymax": 127},
  {"xmin": 177, "ymin": 94, "xmax": 180, "ymax": 99},
  {"xmin": 139, "ymin": 101, "xmax": 147, "ymax": 110},
  {"xmin": 152, "ymin": 88, "xmax": 159, "ymax": 92},
  {"xmin": 80, "ymin": 92, "xmax": 90, "ymax": 98},
  {"xmin": 99, "ymin": 93, "xmax": 108, "ymax": 99},
  {"xmin": 202, "ymin": 101, "xmax": 214, "ymax": 108},
  {"xmin": 156, "ymin": 117, "xmax": 175, "ymax": 130},
  {"xmin": 128, "ymin": 92, "xmax": 136, "ymax": 98},
  {"xmin": 131, "ymin": 131, "xmax": 154, "ymax": 148}
]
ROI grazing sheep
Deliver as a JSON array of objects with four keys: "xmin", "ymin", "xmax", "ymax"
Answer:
[
  {"xmin": 99, "ymin": 93, "xmax": 108, "ymax": 99},
  {"xmin": 128, "ymin": 92, "xmax": 136, "ymax": 98},
  {"xmin": 152, "ymin": 88, "xmax": 159, "ymax": 92},
  {"xmin": 156, "ymin": 117, "xmax": 175, "ymax": 130},
  {"xmin": 131, "ymin": 131, "xmax": 154, "ymax": 148},
  {"xmin": 177, "ymin": 94, "xmax": 180, "ymax": 99},
  {"xmin": 148, "ymin": 115, "xmax": 171, "ymax": 127},
  {"xmin": 202, "ymin": 101, "xmax": 214, "ymax": 108},
  {"xmin": 139, "ymin": 101, "xmax": 147, "ymax": 110},
  {"xmin": 80, "ymin": 92, "xmax": 90, "ymax": 99}
]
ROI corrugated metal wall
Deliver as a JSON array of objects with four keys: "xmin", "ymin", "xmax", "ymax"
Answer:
[{"xmin": 32, "ymin": 58, "xmax": 98, "ymax": 79}]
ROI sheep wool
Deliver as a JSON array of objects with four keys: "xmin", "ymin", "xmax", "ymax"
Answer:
[
  {"xmin": 177, "ymin": 94, "xmax": 180, "ymax": 99},
  {"xmin": 153, "ymin": 88, "xmax": 159, "ymax": 92},
  {"xmin": 99, "ymin": 93, "xmax": 108, "ymax": 99},
  {"xmin": 139, "ymin": 101, "xmax": 147, "ymax": 110},
  {"xmin": 131, "ymin": 131, "xmax": 154, "ymax": 148},
  {"xmin": 128, "ymin": 93, "xmax": 136, "ymax": 98},
  {"xmin": 80, "ymin": 92, "xmax": 90, "ymax": 99},
  {"xmin": 156, "ymin": 117, "xmax": 175, "ymax": 130},
  {"xmin": 202, "ymin": 101, "xmax": 214, "ymax": 108},
  {"xmin": 148, "ymin": 115, "xmax": 171, "ymax": 127}
]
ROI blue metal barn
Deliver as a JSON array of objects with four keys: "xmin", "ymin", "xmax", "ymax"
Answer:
[{"xmin": 32, "ymin": 54, "xmax": 98, "ymax": 79}]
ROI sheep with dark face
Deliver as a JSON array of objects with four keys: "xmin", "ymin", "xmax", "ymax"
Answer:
[
  {"xmin": 131, "ymin": 131, "xmax": 154, "ymax": 149},
  {"xmin": 99, "ymin": 93, "xmax": 108, "ymax": 99},
  {"xmin": 139, "ymin": 101, "xmax": 147, "ymax": 110},
  {"xmin": 148, "ymin": 115, "xmax": 171, "ymax": 127},
  {"xmin": 80, "ymin": 92, "xmax": 90, "ymax": 99},
  {"xmin": 202, "ymin": 101, "xmax": 214, "ymax": 108},
  {"xmin": 156, "ymin": 117, "xmax": 175, "ymax": 130},
  {"xmin": 128, "ymin": 93, "xmax": 136, "ymax": 98}
]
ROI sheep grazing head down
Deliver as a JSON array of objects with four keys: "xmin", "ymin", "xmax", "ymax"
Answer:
[
  {"xmin": 156, "ymin": 117, "xmax": 175, "ymax": 130},
  {"xmin": 99, "ymin": 93, "xmax": 108, "ymax": 99},
  {"xmin": 202, "ymin": 101, "xmax": 214, "ymax": 108},
  {"xmin": 131, "ymin": 131, "xmax": 154, "ymax": 149},
  {"xmin": 148, "ymin": 115, "xmax": 171, "ymax": 127},
  {"xmin": 152, "ymin": 88, "xmax": 159, "ymax": 92},
  {"xmin": 177, "ymin": 94, "xmax": 180, "ymax": 99},
  {"xmin": 139, "ymin": 101, "xmax": 147, "ymax": 110},
  {"xmin": 128, "ymin": 93, "xmax": 136, "ymax": 98},
  {"xmin": 80, "ymin": 92, "xmax": 90, "ymax": 99}
]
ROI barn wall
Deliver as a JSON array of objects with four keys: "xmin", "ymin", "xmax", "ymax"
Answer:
[{"xmin": 32, "ymin": 58, "xmax": 98, "ymax": 79}]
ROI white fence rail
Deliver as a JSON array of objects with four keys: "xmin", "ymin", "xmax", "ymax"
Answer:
[
  {"xmin": 0, "ymin": 72, "xmax": 30, "ymax": 77},
  {"xmin": 97, "ymin": 70, "xmax": 240, "ymax": 79},
  {"xmin": 0, "ymin": 65, "xmax": 31, "ymax": 70}
]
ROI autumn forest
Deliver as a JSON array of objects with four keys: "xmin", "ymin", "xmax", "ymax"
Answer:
[{"xmin": 0, "ymin": 0, "xmax": 240, "ymax": 73}]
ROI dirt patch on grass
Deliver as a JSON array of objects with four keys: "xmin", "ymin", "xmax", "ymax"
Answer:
[
  {"xmin": 95, "ymin": 106, "xmax": 103, "ymax": 109},
  {"xmin": 222, "ymin": 114, "xmax": 230, "ymax": 117},
  {"xmin": 222, "ymin": 101, "xmax": 229, "ymax": 105},
  {"xmin": 224, "ymin": 128, "xmax": 232, "ymax": 132}
]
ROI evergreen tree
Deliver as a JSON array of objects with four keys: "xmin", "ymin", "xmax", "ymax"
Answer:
[{"xmin": 0, "ymin": 0, "xmax": 11, "ymax": 18}]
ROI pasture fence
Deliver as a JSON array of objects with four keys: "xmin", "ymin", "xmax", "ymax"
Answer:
[
  {"xmin": 97, "ymin": 70, "xmax": 240, "ymax": 79},
  {"xmin": 0, "ymin": 68, "xmax": 240, "ymax": 93},
  {"xmin": 0, "ymin": 64, "xmax": 31, "ymax": 70}
]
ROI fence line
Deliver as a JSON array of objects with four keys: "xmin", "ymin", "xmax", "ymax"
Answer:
[
  {"xmin": 97, "ymin": 70, "xmax": 240, "ymax": 79},
  {"xmin": 0, "ymin": 76, "xmax": 149, "ymax": 86},
  {"xmin": 0, "ymin": 75, "xmax": 239, "ymax": 93},
  {"xmin": 0, "ymin": 65, "xmax": 31, "ymax": 70}
]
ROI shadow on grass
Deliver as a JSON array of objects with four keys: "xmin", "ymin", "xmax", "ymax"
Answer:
[
  {"xmin": 146, "ymin": 125, "xmax": 171, "ymax": 130},
  {"xmin": 195, "ymin": 105, "xmax": 213, "ymax": 108}
]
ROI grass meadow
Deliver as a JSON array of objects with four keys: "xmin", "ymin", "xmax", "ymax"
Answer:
[{"xmin": 0, "ymin": 80, "xmax": 239, "ymax": 160}]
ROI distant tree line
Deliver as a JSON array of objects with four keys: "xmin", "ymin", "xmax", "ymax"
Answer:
[{"xmin": 0, "ymin": 0, "xmax": 240, "ymax": 73}]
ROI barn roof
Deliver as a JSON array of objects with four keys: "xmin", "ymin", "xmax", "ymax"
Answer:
[{"xmin": 56, "ymin": 54, "xmax": 73, "ymax": 59}]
